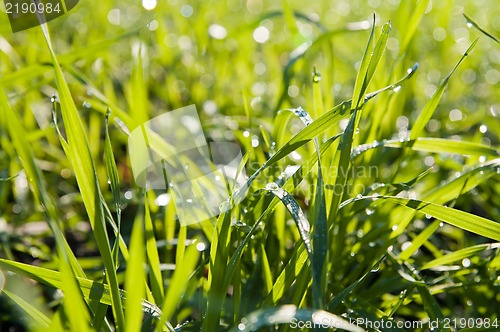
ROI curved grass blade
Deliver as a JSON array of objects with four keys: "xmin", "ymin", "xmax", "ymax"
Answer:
[
  {"xmin": 105, "ymin": 110, "xmax": 122, "ymax": 270},
  {"xmin": 265, "ymin": 183, "xmax": 312, "ymax": 255},
  {"xmin": 352, "ymin": 196, "xmax": 500, "ymax": 241},
  {"xmin": 230, "ymin": 305, "xmax": 363, "ymax": 332},
  {"xmin": 410, "ymin": 39, "xmax": 478, "ymax": 139},
  {"xmin": 422, "ymin": 243, "xmax": 500, "ymax": 270},
  {"xmin": 464, "ymin": 13, "xmax": 500, "ymax": 44},
  {"xmin": 124, "ymin": 201, "xmax": 146, "ymax": 332},
  {"xmin": 2, "ymin": 290, "xmax": 51, "ymax": 329},
  {"xmin": 158, "ymin": 242, "xmax": 200, "ymax": 329},
  {"xmin": 40, "ymin": 23, "xmax": 125, "ymax": 330}
]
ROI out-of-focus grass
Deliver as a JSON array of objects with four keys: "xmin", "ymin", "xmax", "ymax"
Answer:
[{"xmin": 0, "ymin": 0, "xmax": 499, "ymax": 331}]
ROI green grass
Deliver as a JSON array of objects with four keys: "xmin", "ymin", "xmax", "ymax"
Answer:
[{"xmin": 1, "ymin": 0, "xmax": 500, "ymax": 331}]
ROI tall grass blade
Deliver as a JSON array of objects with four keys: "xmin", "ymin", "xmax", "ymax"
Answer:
[
  {"xmin": 40, "ymin": 23, "xmax": 126, "ymax": 330},
  {"xmin": 124, "ymin": 201, "xmax": 146, "ymax": 332},
  {"xmin": 410, "ymin": 39, "xmax": 478, "ymax": 139},
  {"xmin": 422, "ymin": 243, "xmax": 500, "ymax": 270},
  {"xmin": 231, "ymin": 305, "xmax": 364, "ymax": 332}
]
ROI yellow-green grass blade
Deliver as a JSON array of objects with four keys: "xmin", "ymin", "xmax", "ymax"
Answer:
[
  {"xmin": 388, "ymin": 160, "xmax": 500, "ymax": 239},
  {"xmin": 0, "ymin": 28, "xmax": 141, "ymax": 88},
  {"xmin": 60, "ymin": 261, "xmax": 91, "ymax": 332},
  {"xmin": 380, "ymin": 197, "xmax": 500, "ymax": 241},
  {"xmin": 2, "ymin": 290, "xmax": 51, "ymax": 329},
  {"xmin": 223, "ymin": 136, "xmax": 340, "ymax": 299},
  {"xmin": 410, "ymin": 39, "xmax": 478, "ymax": 140},
  {"xmin": 399, "ymin": 220, "xmax": 442, "ymax": 261},
  {"xmin": 144, "ymin": 196, "xmax": 164, "ymax": 305},
  {"xmin": 105, "ymin": 110, "xmax": 122, "ymax": 269},
  {"xmin": 157, "ymin": 242, "xmax": 200, "ymax": 329},
  {"xmin": 231, "ymin": 305, "xmax": 364, "ymax": 332},
  {"xmin": 464, "ymin": 13, "xmax": 500, "ymax": 45},
  {"xmin": 1, "ymin": 90, "xmax": 87, "ymax": 278},
  {"xmin": 421, "ymin": 243, "xmax": 500, "ymax": 270},
  {"xmin": 0, "ymin": 259, "xmax": 167, "ymax": 326},
  {"xmin": 40, "ymin": 23, "xmax": 125, "ymax": 330},
  {"xmin": 202, "ymin": 211, "xmax": 232, "ymax": 331},
  {"xmin": 124, "ymin": 202, "xmax": 146, "ymax": 332}
]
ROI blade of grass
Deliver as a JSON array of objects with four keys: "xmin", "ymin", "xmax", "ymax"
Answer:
[
  {"xmin": 2, "ymin": 290, "xmax": 51, "ymax": 329},
  {"xmin": 410, "ymin": 39, "xmax": 478, "ymax": 139},
  {"xmin": 0, "ymin": 258, "xmax": 169, "ymax": 327},
  {"xmin": 144, "ymin": 195, "xmax": 165, "ymax": 305},
  {"xmin": 463, "ymin": 13, "xmax": 500, "ymax": 44},
  {"xmin": 104, "ymin": 110, "xmax": 122, "ymax": 270},
  {"xmin": 352, "ymin": 137, "xmax": 499, "ymax": 158},
  {"xmin": 40, "ymin": 23, "xmax": 125, "ymax": 330},
  {"xmin": 60, "ymin": 261, "xmax": 91, "ymax": 332},
  {"xmin": 124, "ymin": 199, "xmax": 146, "ymax": 332},
  {"xmin": 157, "ymin": 242, "xmax": 200, "ymax": 329},
  {"xmin": 353, "ymin": 196, "xmax": 500, "ymax": 241}
]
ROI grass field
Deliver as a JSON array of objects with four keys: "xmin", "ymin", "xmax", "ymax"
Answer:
[{"xmin": 0, "ymin": 0, "xmax": 499, "ymax": 331}]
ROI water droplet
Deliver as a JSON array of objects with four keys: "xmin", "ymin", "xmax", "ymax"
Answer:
[
  {"xmin": 265, "ymin": 182, "xmax": 280, "ymax": 191},
  {"xmin": 312, "ymin": 70, "xmax": 321, "ymax": 83},
  {"xmin": 365, "ymin": 208, "xmax": 375, "ymax": 215},
  {"xmin": 356, "ymin": 194, "xmax": 362, "ymax": 199},
  {"xmin": 371, "ymin": 263, "xmax": 380, "ymax": 272},
  {"xmin": 238, "ymin": 323, "xmax": 246, "ymax": 331},
  {"xmin": 185, "ymin": 198, "xmax": 193, "ymax": 203},
  {"xmin": 466, "ymin": 22, "xmax": 473, "ymax": 28},
  {"xmin": 393, "ymin": 85, "xmax": 402, "ymax": 92},
  {"xmin": 83, "ymin": 101, "xmax": 92, "ymax": 109}
]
